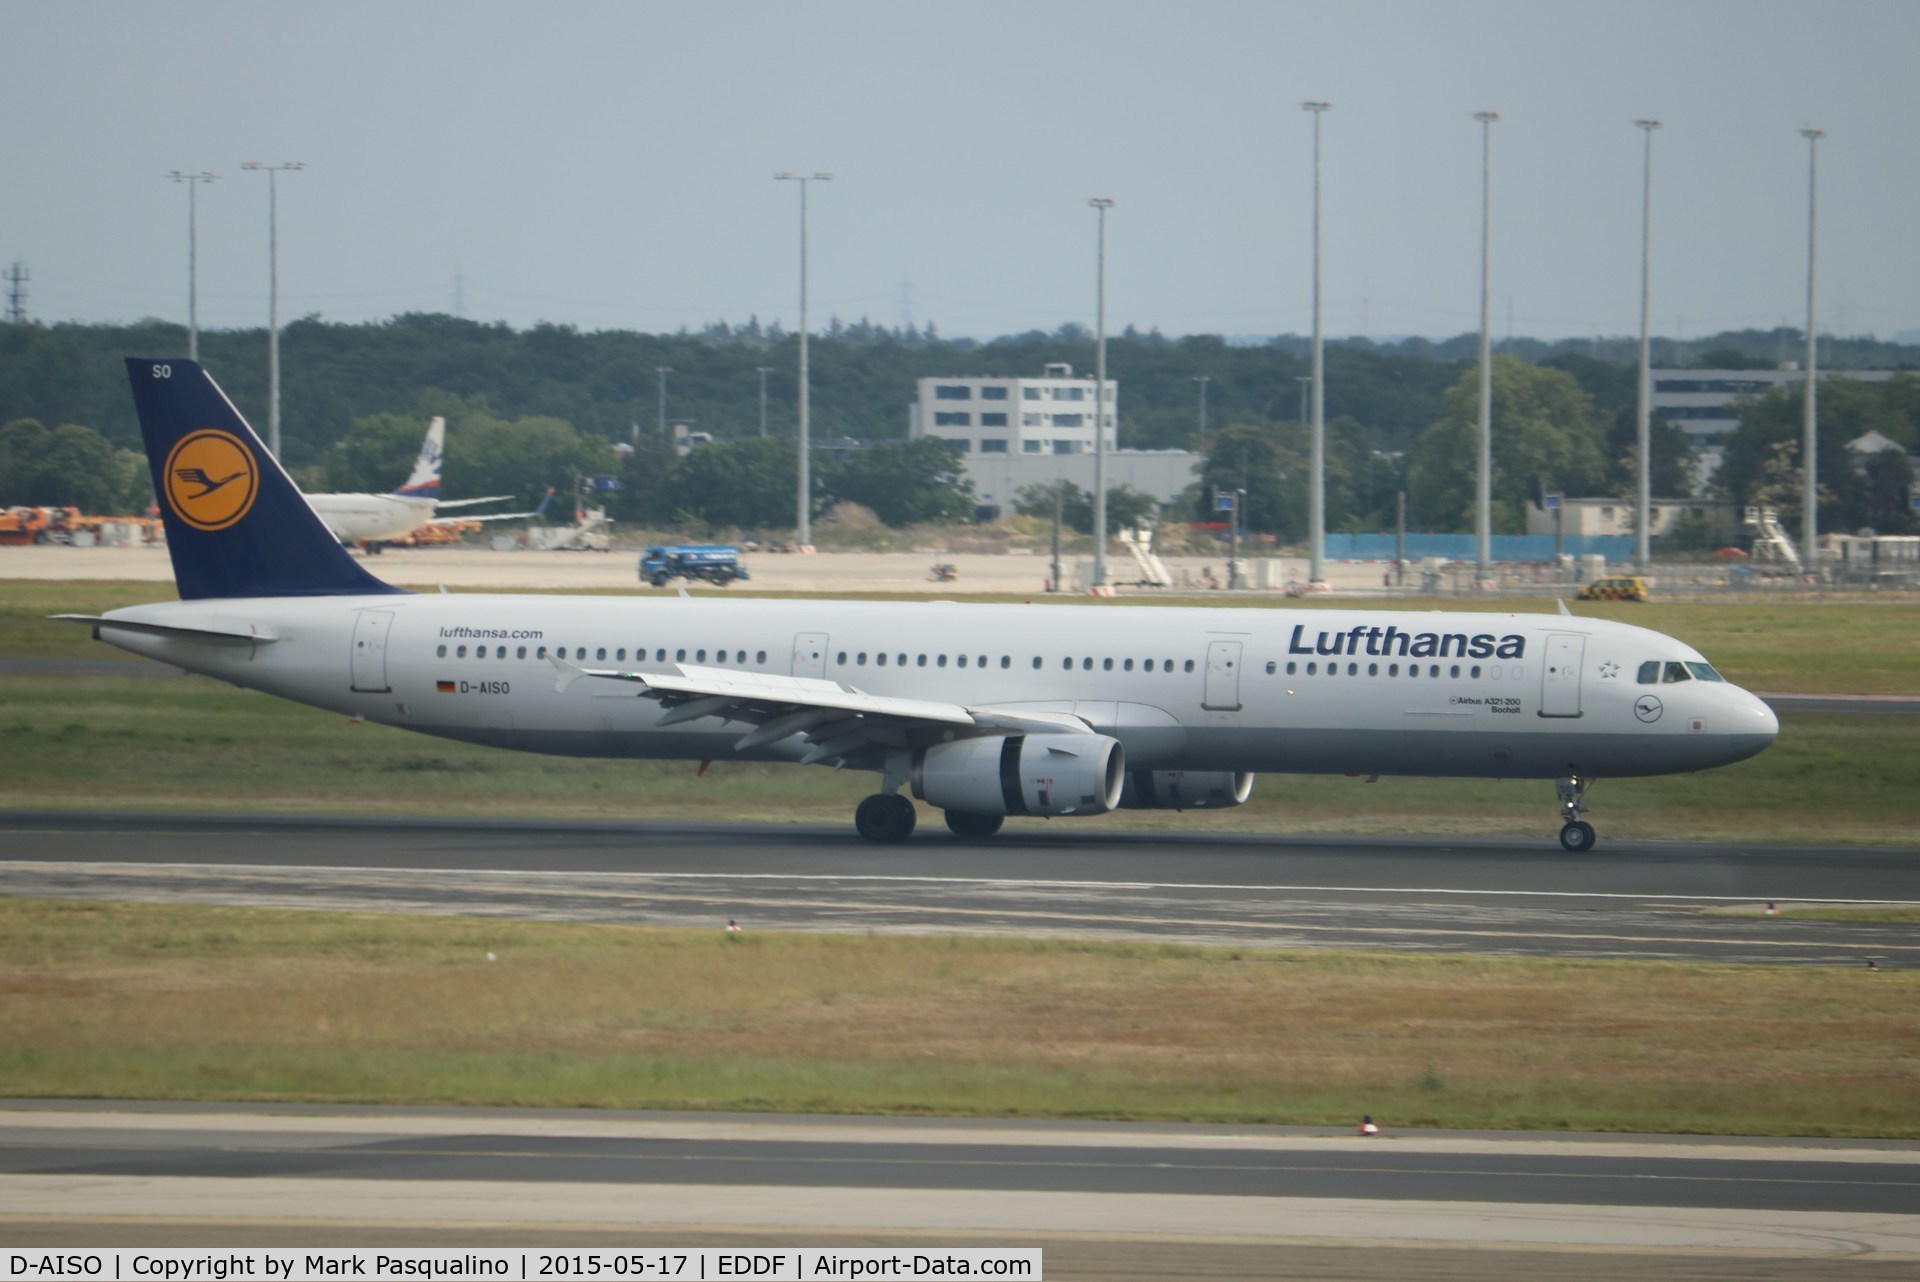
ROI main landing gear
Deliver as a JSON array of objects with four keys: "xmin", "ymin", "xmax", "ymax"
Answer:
[
  {"xmin": 853, "ymin": 794, "xmax": 1006, "ymax": 842},
  {"xmin": 1556, "ymin": 773, "xmax": 1596, "ymax": 852},
  {"xmin": 855, "ymin": 793, "xmax": 916, "ymax": 843}
]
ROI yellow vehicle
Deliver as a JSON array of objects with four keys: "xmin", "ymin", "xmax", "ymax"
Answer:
[{"xmin": 1578, "ymin": 575, "xmax": 1649, "ymax": 602}]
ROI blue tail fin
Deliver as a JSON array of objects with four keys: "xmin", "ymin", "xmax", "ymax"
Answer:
[{"xmin": 126, "ymin": 358, "xmax": 406, "ymax": 600}]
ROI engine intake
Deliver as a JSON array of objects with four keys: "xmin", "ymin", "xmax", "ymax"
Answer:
[
  {"xmin": 1118, "ymin": 769, "xmax": 1254, "ymax": 810},
  {"xmin": 913, "ymin": 733, "xmax": 1125, "ymax": 818}
]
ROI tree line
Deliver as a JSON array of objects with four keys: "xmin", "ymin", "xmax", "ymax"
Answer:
[{"xmin": 1, "ymin": 315, "xmax": 1914, "ymax": 540}]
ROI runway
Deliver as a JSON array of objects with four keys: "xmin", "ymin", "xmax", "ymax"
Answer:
[
  {"xmin": 3, "ymin": 811, "xmax": 1917, "ymax": 965},
  {"xmin": 6, "ymin": 816, "xmax": 1920, "ymax": 1275},
  {"xmin": 3, "ymin": 1105, "xmax": 1918, "ymax": 1279}
]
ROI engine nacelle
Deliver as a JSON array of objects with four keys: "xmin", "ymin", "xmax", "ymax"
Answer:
[
  {"xmin": 913, "ymin": 733, "xmax": 1125, "ymax": 818},
  {"xmin": 1118, "ymin": 769, "xmax": 1254, "ymax": 811}
]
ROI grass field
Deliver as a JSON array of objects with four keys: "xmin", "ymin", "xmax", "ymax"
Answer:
[
  {"xmin": 5, "ymin": 899, "xmax": 1916, "ymax": 1137},
  {"xmin": 4, "ymin": 581, "xmax": 1916, "ymax": 842}
]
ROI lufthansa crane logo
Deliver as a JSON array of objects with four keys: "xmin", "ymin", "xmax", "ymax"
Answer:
[
  {"xmin": 1634, "ymin": 694, "xmax": 1664, "ymax": 723},
  {"xmin": 164, "ymin": 429, "xmax": 258, "ymax": 531}
]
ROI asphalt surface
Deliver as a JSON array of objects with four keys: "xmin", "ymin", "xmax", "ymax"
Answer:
[{"xmin": 4, "ymin": 811, "xmax": 1917, "ymax": 965}]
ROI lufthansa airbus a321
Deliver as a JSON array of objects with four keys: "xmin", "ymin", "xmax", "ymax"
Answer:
[{"xmin": 64, "ymin": 359, "xmax": 1779, "ymax": 850}]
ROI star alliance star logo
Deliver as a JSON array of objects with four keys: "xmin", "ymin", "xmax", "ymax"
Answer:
[{"xmin": 1598, "ymin": 661, "xmax": 1620, "ymax": 680}]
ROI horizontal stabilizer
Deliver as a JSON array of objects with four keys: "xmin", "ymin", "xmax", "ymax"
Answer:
[{"xmin": 52, "ymin": 614, "xmax": 279, "ymax": 646}]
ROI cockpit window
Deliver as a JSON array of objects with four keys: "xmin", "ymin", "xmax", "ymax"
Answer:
[
  {"xmin": 1637, "ymin": 661, "xmax": 1660, "ymax": 684},
  {"xmin": 1663, "ymin": 661, "xmax": 1692, "ymax": 683},
  {"xmin": 1685, "ymin": 661, "xmax": 1725, "ymax": 683}
]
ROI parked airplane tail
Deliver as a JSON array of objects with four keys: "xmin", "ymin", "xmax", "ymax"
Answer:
[
  {"xmin": 392, "ymin": 417, "xmax": 446, "ymax": 500},
  {"xmin": 125, "ymin": 357, "xmax": 405, "ymax": 600}
]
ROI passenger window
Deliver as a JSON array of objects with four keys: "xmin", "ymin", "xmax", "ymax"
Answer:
[
  {"xmin": 1450, "ymin": 665, "xmax": 1460, "ymax": 678},
  {"xmin": 676, "ymin": 649, "xmax": 687, "ymax": 662},
  {"xmin": 696, "ymin": 649, "xmax": 707, "ymax": 662},
  {"xmin": 836, "ymin": 651, "xmax": 847, "ymax": 664},
  {"xmin": 457, "ymin": 645, "xmax": 467, "ymax": 658},
  {"xmin": 536, "ymin": 646, "xmax": 547, "ymax": 659},
  {"xmin": 1348, "ymin": 663, "xmax": 1359, "ymax": 676},
  {"xmin": 1032, "ymin": 657, "xmax": 1042, "ymax": 669},
  {"xmin": 756, "ymin": 651, "xmax": 766, "ymax": 665},
  {"xmin": 876, "ymin": 653, "xmax": 888, "ymax": 666},
  {"xmin": 1000, "ymin": 656, "xmax": 1010, "ymax": 669},
  {"xmin": 1388, "ymin": 663, "xmax": 1398, "ymax": 676},
  {"xmin": 1664, "ymin": 662, "xmax": 1692, "ymax": 683},
  {"xmin": 436, "ymin": 644, "xmax": 447, "ymax": 657},
  {"xmin": 1264, "ymin": 661, "xmax": 1273, "ymax": 675},
  {"xmin": 1082, "ymin": 657, "xmax": 1093, "ymax": 670},
  {"xmin": 1183, "ymin": 660, "xmax": 1195, "ymax": 673},
  {"xmin": 596, "ymin": 648, "xmax": 606, "ymax": 661},
  {"xmin": 857, "ymin": 652, "xmax": 868, "ymax": 665},
  {"xmin": 938, "ymin": 654, "xmax": 948, "ymax": 667},
  {"xmin": 575, "ymin": 647, "xmax": 587, "ymax": 660},
  {"xmin": 1469, "ymin": 665, "xmax": 1480, "ymax": 678},
  {"xmin": 1368, "ymin": 663, "xmax": 1379, "ymax": 676},
  {"xmin": 655, "ymin": 649, "xmax": 667, "ymax": 662},
  {"xmin": 1145, "ymin": 659, "xmax": 1156, "ymax": 672},
  {"xmin": 1102, "ymin": 658, "xmax": 1113, "ymax": 671},
  {"xmin": 958, "ymin": 655, "xmax": 968, "ymax": 668},
  {"xmin": 1286, "ymin": 662, "xmax": 1297, "ymax": 675},
  {"xmin": 1307, "ymin": 662, "xmax": 1317, "ymax": 675},
  {"xmin": 1429, "ymin": 665, "xmax": 1440, "ymax": 678}
]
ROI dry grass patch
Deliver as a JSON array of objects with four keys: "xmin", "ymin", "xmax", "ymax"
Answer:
[{"xmin": 3, "ymin": 901, "xmax": 1916, "ymax": 1136}]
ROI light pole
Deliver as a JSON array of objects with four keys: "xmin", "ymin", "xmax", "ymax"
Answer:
[
  {"xmin": 1192, "ymin": 374, "xmax": 1210, "ymax": 441},
  {"xmin": 1294, "ymin": 375, "xmax": 1311, "ymax": 424},
  {"xmin": 241, "ymin": 161, "xmax": 303, "ymax": 458},
  {"xmin": 655, "ymin": 366, "xmax": 671, "ymax": 440},
  {"xmin": 1088, "ymin": 196, "xmax": 1114, "ymax": 588},
  {"xmin": 1800, "ymin": 127, "xmax": 1824, "ymax": 575},
  {"xmin": 1303, "ymin": 99, "xmax": 1331, "ymax": 587},
  {"xmin": 1472, "ymin": 112, "xmax": 1498, "ymax": 585},
  {"xmin": 775, "ymin": 171, "xmax": 831, "ymax": 547},
  {"xmin": 756, "ymin": 366, "xmax": 773, "ymax": 437},
  {"xmin": 167, "ymin": 171, "xmax": 216, "ymax": 362},
  {"xmin": 1634, "ymin": 119, "xmax": 1661, "ymax": 573}
]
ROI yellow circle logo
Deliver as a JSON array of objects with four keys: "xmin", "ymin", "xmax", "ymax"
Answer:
[{"xmin": 164, "ymin": 430, "xmax": 258, "ymax": 532}]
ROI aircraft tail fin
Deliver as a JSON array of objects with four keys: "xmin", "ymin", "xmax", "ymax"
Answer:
[
  {"xmin": 125, "ymin": 358, "xmax": 406, "ymax": 600},
  {"xmin": 392, "ymin": 417, "xmax": 445, "ymax": 500}
]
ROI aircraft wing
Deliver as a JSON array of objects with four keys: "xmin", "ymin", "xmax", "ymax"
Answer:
[
  {"xmin": 430, "ymin": 486, "xmax": 555, "ymax": 525},
  {"xmin": 431, "ymin": 495, "xmax": 517, "ymax": 511},
  {"xmin": 552, "ymin": 659, "xmax": 1092, "ymax": 764}
]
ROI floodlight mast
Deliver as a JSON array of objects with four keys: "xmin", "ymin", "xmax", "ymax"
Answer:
[
  {"xmin": 1088, "ymin": 196, "xmax": 1114, "ymax": 588},
  {"xmin": 167, "ymin": 170, "xmax": 217, "ymax": 362},
  {"xmin": 1633, "ymin": 119, "xmax": 1661, "ymax": 572},
  {"xmin": 1800, "ymin": 127, "xmax": 1824, "ymax": 576},
  {"xmin": 241, "ymin": 161, "xmax": 304, "ymax": 458},
  {"xmin": 1303, "ymin": 100, "xmax": 1331, "ymax": 588},
  {"xmin": 1471, "ymin": 112, "xmax": 1498, "ymax": 585},
  {"xmin": 775, "ymin": 172, "xmax": 832, "ymax": 547}
]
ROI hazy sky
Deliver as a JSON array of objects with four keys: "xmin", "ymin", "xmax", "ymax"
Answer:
[{"xmin": 7, "ymin": 0, "xmax": 1917, "ymax": 343}]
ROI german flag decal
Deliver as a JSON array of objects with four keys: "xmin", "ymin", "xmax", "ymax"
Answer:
[{"xmin": 436, "ymin": 680, "xmax": 456, "ymax": 693}]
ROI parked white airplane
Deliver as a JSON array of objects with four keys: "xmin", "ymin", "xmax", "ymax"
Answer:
[
  {"xmin": 305, "ymin": 416, "xmax": 539, "ymax": 546},
  {"xmin": 69, "ymin": 359, "xmax": 1778, "ymax": 850}
]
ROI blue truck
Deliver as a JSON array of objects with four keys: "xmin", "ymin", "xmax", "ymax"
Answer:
[{"xmin": 638, "ymin": 544, "xmax": 750, "ymax": 587}]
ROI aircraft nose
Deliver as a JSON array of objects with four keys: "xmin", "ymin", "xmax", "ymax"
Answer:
[{"xmin": 1750, "ymin": 692, "xmax": 1781, "ymax": 742}]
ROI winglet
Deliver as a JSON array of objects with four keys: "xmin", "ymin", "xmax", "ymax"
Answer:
[{"xmin": 1558, "ymin": 598, "xmax": 1573, "ymax": 616}]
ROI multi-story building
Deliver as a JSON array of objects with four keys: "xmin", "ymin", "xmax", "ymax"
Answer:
[
  {"xmin": 1652, "ymin": 367, "xmax": 1896, "ymax": 490},
  {"xmin": 907, "ymin": 364, "xmax": 1202, "ymax": 521},
  {"xmin": 908, "ymin": 362, "xmax": 1114, "ymax": 458}
]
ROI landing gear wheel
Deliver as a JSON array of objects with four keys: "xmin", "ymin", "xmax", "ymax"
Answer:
[
  {"xmin": 944, "ymin": 810, "xmax": 1004, "ymax": 839},
  {"xmin": 1559, "ymin": 820, "xmax": 1596, "ymax": 853},
  {"xmin": 855, "ymin": 793, "xmax": 917, "ymax": 843}
]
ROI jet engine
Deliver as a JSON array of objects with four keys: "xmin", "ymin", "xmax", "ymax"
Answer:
[
  {"xmin": 912, "ymin": 733, "xmax": 1125, "ymax": 817},
  {"xmin": 1118, "ymin": 769, "xmax": 1254, "ymax": 811}
]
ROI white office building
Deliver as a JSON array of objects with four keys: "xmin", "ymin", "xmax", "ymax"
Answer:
[
  {"xmin": 908, "ymin": 364, "xmax": 1202, "ymax": 520},
  {"xmin": 1653, "ymin": 367, "xmax": 1896, "ymax": 491},
  {"xmin": 909, "ymin": 362, "xmax": 1114, "ymax": 457}
]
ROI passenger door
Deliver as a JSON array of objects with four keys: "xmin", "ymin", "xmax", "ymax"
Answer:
[
  {"xmin": 1540, "ymin": 633, "xmax": 1585, "ymax": 718},
  {"xmin": 350, "ymin": 609, "xmax": 395, "ymax": 693},
  {"xmin": 1202, "ymin": 640, "xmax": 1243, "ymax": 712}
]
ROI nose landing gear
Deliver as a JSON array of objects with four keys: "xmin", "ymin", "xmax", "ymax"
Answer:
[{"xmin": 1557, "ymin": 774, "xmax": 1596, "ymax": 852}]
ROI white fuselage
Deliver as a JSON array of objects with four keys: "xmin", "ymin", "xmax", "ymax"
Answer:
[
  {"xmin": 305, "ymin": 493, "xmax": 438, "ymax": 544},
  {"xmin": 90, "ymin": 594, "xmax": 1779, "ymax": 782}
]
